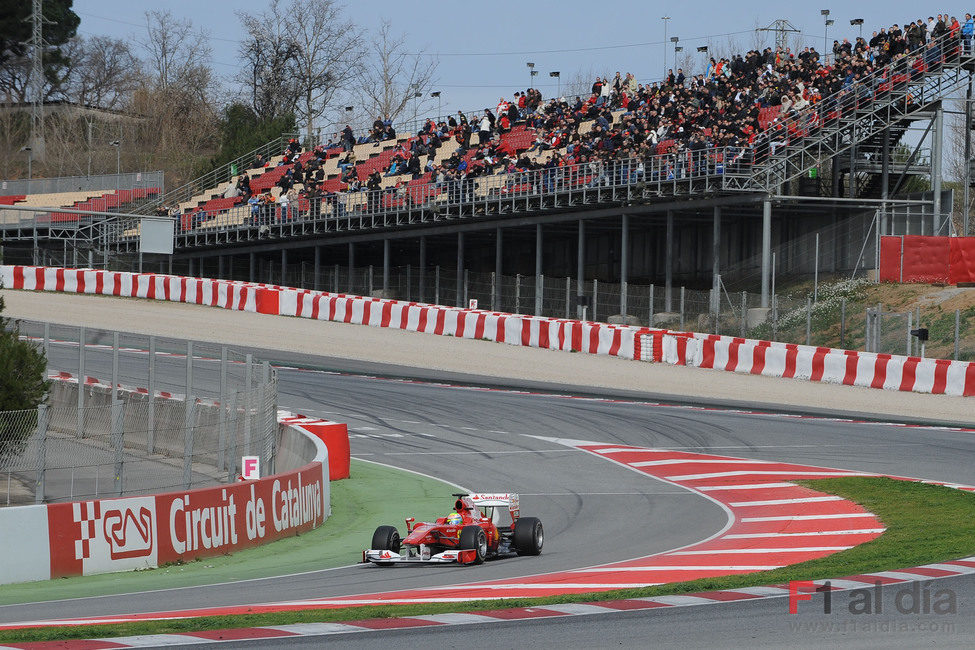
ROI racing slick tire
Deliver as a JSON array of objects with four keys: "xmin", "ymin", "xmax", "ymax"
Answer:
[
  {"xmin": 459, "ymin": 525, "xmax": 487, "ymax": 564},
  {"xmin": 512, "ymin": 517, "xmax": 544, "ymax": 556},
  {"xmin": 372, "ymin": 525, "xmax": 401, "ymax": 554}
]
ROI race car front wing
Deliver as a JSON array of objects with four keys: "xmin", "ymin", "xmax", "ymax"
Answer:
[{"xmin": 362, "ymin": 545, "xmax": 478, "ymax": 565}]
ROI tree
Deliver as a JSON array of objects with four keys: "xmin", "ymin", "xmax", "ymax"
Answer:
[
  {"xmin": 0, "ymin": 292, "xmax": 50, "ymax": 461},
  {"xmin": 284, "ymin": 0, "xmax": 362, "ymax": 140},
  {"xmin": 0, "ymin": 0, "xmax": 81, "ymax": 102},
  {"xmin": 356, "ymin": 20, "xmax": 438, "ymax": 125},
  {"xmin": 213, "ymin": 102, "xmax": 296, "ymax": 168},
  {"xmin": 67, "ymin": 35, "xmax": 141, "ymax": 110},
  {"xmin": 236, "ymin": 1, "xmax": 299, "ymax": 121}
]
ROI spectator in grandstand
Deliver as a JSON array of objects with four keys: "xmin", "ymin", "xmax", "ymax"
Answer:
[
  {"xmin": 248, "ymin": 194, "xmax": 260, "ymax": 221},
  {"xmin": 341, "ymin": 125, "xmax": 355, "ymax": 151},
  {"xmin": 478, "ymin": 111, "xmax": 492, "ymax": 145},
  {"xmin": 964, "ymin": 14, "xmax": 974, "ymax": 53}
]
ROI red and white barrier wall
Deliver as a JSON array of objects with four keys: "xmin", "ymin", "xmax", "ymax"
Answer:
[
  {"xmin": 641, "ymin": 331, "xmax": 975, "ymax": 397},
  {"xmin": 0, "ymin": 378, "xmax": 342, "ymax": 586},
  {"xmin": 3, "ymin": 265, "xmax": 973, "ymax": 397}
]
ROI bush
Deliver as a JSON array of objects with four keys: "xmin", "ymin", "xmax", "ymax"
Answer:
[{"xmin": 0, "ymin": 293, "xmax": 50, "ymax": 459}]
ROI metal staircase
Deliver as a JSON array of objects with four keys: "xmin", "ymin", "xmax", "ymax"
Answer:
[{"xmin": 734, "ymin": 33, "xmax": 974, "ymax": 194}]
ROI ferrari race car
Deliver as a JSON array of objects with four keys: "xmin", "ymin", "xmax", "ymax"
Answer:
[{"xmin": 362, "ymin": 493, "xmax": 543, "ymax": 566}]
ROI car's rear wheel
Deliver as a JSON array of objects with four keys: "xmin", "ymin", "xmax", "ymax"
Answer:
[
  {"xmin": 371, "ymin": 525, "xmax": 401, "ymax": 566},
  {"xmin": 512, "ymin": 517, "xmax": 543, "ymax": 556},
  {"xmin": 459, "ymin": 525, "xmax": 487, "ymax": 564}
]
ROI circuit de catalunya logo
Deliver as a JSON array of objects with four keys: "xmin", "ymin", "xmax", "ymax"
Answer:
[
  {"xmin": 58, "ymin": 497, "xmax": 159, "ymax": 576},
  {"xmin": 789, "ymin": 580, "xmax": 957, "ymax": 615}
]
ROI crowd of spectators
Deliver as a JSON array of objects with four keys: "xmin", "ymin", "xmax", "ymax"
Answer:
[{"xmin": 181, "ymin": 14, "xmax": 972, "ymax": 227}]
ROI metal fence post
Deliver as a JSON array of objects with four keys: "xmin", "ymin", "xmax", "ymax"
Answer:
[
  {"xmin": 112, "ymin": 399, "xmax": 124, "ymax": 496},
  {"xmin": 565, "ymin": 277, "xmax": 570, "ymax": 319},
  {"xmin": 515, "ymin": 273, "xmax": 521, "ymax": 314},
  {"xmin": 368, "ymin": 265, "xmax": 374, "ymax": 295},
  {"xmin": 805, "ymin": 296, "xmax": 812, "ymax": 346},
  {"xmin": 262, "ymin": 361, "xmax": 275, "ymax": 475},
  {"xmin": 840, "ymin": 298, "xmax": 846, "ymax": 349},
  {"xmin": 679, "ymin": 287, "xmax": 685, "ymax": 330},
  {"xmin": 333, "ymin": 263, "xmax": 339, "ymax": 294},
  {"xmin": 491, "ymin": 271, "xmax": 496, "ymax": 311},
  {"xmin": 35, "ymin": 404, "xmax": 47, "ymax": 504},
  {"xmin": 592, "ymin": 279, "xmax": 598, "ymax": 322},
  {"xmin": 43, "ymin": 322, "xmax": 49, "ymax": 360},
  {"xmin": 649, "ymin": 284, "xmax": 655, "ymax": 327},
  {"xmin": 906, "ymin": 311, "xmax": 913, "ymax": 356},
  {"xmin": 955, "ymin": 309, "xmax": 961, "ymax": 360},
  {"xmin": 621, "ymin": 280, "xmax": 628, "ymax": 318},
  {"xmin": 147, "ymin": 336, "xmax": 156, "ymax": 455},
  {"xmin": 464, "ymin": 269, "xmax": 469, "ymax": 307},
  {"xmin": 183, "ymin": 341, "xmax": 194, "ymax": 490},
  {"xmin": 218, "ymin": 346, "xmax": 228, "ymax": 472},
  {"xmin": 77, "ymin": 325, "xmax": 86, "ymax": 438},
  {"xmin": 740, "ymin": 291, "xmax": 747, "ymax": 337},
  {"xmin": 244, "ymin": 354, "xmax": 253, "ymax": 456},
  {"xmin": 435, "ymin": 265, "xmax": 440, "ymax": 305},
  {"xmin": 536, "ymin": 274, "xmax": 544, "ymax": 316},
  {"xmin": 111, "ymin": 331, "xmax": 119, "ymax": 400},
  {"xmin": 226, "ymin": 392, "xmax": 238, "ymax": 482}
]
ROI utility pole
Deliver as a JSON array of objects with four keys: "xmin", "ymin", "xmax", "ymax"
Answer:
[
  {"xmin": 27, "ymin": 0, "xmax": 49, "ymax": 161},
  {"xmin": 755, "ymin": 19, "xmax": 801, "ymax": 52}
]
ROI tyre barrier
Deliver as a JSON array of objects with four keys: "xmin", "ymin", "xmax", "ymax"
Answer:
[{"xmin": 3, "ymin": 265, "xmax": 973, "ymax": 396}]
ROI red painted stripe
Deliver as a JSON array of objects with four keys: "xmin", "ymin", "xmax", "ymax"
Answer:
[
  {"xmin": 434, "ymin": 309, "xmax": 446, "ymax": 335},
  {"xmin": 871, "ymin": 355, "xmax": 890, "ymax": 388},
  {"xmin": 842, "ymin": 574, "xmax": 906, "ymax": 585},
  {"xmin": 417, "ymin": 307, "xmax": 428, "ymax": 332},
  {"xmin": 588, "ymin": 324, "xmax": 600, "ymax": 354},
  {"xmin": 810, "ymin": 348, "xmax": 828, "ymax": 382},
  {"xmin": 94, "ymin": 271, "xmax": 104, "ymax": 296},
  {"xmin": 4, "ymin": 641, "xmax": 130, "ymax": 649},
  {"xmin": 700, "ymin": 338, "xmax": 715, "ymax": 368},
  {"xmin": 496, "ymin": 315, "xmax": 507, "ymax": 343},
  {"xmin": 897, "ymin": 567, "xmax": 958, "ymax": 577},
  {"xmin": 474, "ymin": 313, "xmax": 486, "ymax": 339},
  {"xmin": 12, "ymin": 265, "xmax": 25, "ymax": 289},
  {"xmin": 608, "ymin": 329, "xmax": 622, "ymax": 356},
  {"xmin": 842, "ymin": 351, "xmax": 858, "ymax": 385},
  {"xmin": 783, "ymin": 345, "xmax": 798, "ymax": 378},
  {"xmin": 55, "ymin": 268, "xmax": 65, "ymax": 291},
  {"xmin": 310, "ymin": 295, "xmax": 321, "ymax": 320},
  {"xmin": 900, "ymin": 357, "xmax": 920, "ymax": 391},
  {"xmin": 75, "ymin": 269, "xmax": 86, "ymax": 293},
  {"xmin": 965, "ymin": 362, "xmax": 975, "ymax": 397},
  {"xmin": 380, "ymin": 301, "xmax": 393, "ymax": 327},
  {"xmin": 751, "ymin": 341, "xmax": 769, "ymax": 375},
  {"xmin": 932, "ymin": 359, "xmax": 950, "ymax": 394},
  {"xmin": 726, "ymin": 338, "xmax": 743, "ymax": 370},
  {"xmin": 455, "ymin": 311, "xmax": 467, "ymax": 337},
  {"xmin": 944, "ymin": 560, "xmax": 975, "ymax": 568},
  {"xmin": 146, "ymin": 275, "xmax": 156, "ymax": 300},
  {"xmin": 399, "ymin": 304, "xmax": 410, "ymax": 330},
  {"xmin": 521, "ymin": 319, "xmax": 532, "ymax": 346}
]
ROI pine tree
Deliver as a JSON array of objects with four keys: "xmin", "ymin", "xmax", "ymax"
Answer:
[{"xmin": 0, "ymin": 292, "xmax": 50, "ymax": 459}]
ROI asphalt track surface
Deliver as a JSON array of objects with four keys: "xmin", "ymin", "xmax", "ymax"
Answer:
[{"xmin": 3, "ymin": 342, "xmax": 975, "ymax": 647}]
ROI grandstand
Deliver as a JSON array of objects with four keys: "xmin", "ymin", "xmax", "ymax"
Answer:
[{"xmin": 2, "ymin": 17, "xmax": 970, "ymax": 318}]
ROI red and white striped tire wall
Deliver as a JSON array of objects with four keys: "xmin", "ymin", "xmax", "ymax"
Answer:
[{"xmin": 3, "ymin": 265, "xmax": 973, "ymax": 396}]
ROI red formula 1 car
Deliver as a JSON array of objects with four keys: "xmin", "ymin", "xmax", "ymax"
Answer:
[{"xmin": 362, "ymin": 493, "xmax": 543, "ymax": 566}]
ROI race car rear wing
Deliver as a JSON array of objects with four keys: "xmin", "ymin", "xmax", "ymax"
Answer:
[{"xmin": 468, "ymin": 493, "xmax": 519, "ymax": 518}]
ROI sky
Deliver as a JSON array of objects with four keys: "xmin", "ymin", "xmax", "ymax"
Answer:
[{"xmin": 72, "ymin": 0, "xmax": 959, "ymax": 127}]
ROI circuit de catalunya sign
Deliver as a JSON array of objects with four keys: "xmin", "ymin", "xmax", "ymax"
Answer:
[{"xmin": 46, "ymin": 465, "xmax": 327, "ymax": 578}]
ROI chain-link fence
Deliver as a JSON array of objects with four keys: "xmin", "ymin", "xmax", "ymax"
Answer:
[{"xmin": 0, "ymin": 321, "xmax": 278, "ymax": 506}]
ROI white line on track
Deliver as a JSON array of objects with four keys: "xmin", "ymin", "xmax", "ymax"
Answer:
[
  {"xmin": 729, "ymin": 496, "xmax": 844, "ymax": 507},
  {"xmin": 354, "ymin": 449, "xmax": 572, "ymax": 456},
  {"xmin": 697, "ymin": 482, "xmax": 796, "ymax": 491},
  {"xmin": 724, "ymin": 529, "xmax": 886, "ymax": 539}
]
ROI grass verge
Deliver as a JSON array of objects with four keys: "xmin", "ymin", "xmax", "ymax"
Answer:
[
  {"xmin": 0, "ymin": 459, "xmax": 458, "ymax": 606},
  {"xmin": 3, "ymin": 477, "xmax": 975, "ymax": 642}
]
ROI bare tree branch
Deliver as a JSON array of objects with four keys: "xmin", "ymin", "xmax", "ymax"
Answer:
[{"xmin": 355, "ymin": 20, "xmax": 439, "ymax": 126}]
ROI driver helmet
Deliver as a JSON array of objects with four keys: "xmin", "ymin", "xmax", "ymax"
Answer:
[{"xmin": 446, "ymin": 512, "xmax": 463, "ymax": 526}]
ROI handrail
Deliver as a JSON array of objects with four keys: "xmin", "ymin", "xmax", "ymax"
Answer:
[{"xmin": 744, "ymin": 30, "xmax": 970, "ymax": 171}]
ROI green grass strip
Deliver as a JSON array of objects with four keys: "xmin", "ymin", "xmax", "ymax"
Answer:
[
  {"xmin": 3, "ymin": 477, "xmax": 974, "ymax": 643},
  {"xmin": 0, "ymin": 459, "xmax": 458, "ymax": 606}
]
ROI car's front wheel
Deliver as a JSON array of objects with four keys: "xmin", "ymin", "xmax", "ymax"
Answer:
[
  {"xmin": 459, "ymin": 525, "xmax": 487, "ymax": 564},
  {"xmin": 371, "ymin": 525, "xmax": 401, "ymax": 566}
]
